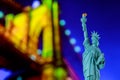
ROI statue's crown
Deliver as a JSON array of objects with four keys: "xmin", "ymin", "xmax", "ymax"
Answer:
[{"xmin": 91, "ymin": 31, "xmax": 100, "ymax": 40}]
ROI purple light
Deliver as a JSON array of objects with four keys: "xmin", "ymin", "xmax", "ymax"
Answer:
[{"xmin": 0, "ymin": 68, "xmax": 12, "ymax": 80}]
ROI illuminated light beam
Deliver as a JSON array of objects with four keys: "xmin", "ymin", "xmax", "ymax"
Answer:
[{"xmin": 64, "ymin": 59, "xmax": 80, "ymax": 80}]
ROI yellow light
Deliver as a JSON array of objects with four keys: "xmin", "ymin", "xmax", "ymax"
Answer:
[{"xmin": 29, "ymin": 5, "xmax": 53, "ymax": 60}]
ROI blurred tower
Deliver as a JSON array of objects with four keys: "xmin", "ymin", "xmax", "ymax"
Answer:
[
  {"xmin": 40, "ymin": 0, "xmax": 68, "ymax": 80},
  {"xmin": 52, "ymin": 0, "xmax": 68, "ymax": 80},
  {"xmin": 2, "ymin": 0, "xmax": 69, "ymax": 79}
]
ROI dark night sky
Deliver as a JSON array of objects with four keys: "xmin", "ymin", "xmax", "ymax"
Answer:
[{"xmin": 59, "ymin": 0, "xmax": 120, "ymax": 80}]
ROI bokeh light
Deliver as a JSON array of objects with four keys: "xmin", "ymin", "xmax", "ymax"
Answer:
[
  {"xmin": 0, "ymin": 11, "xmax": 4, "ymax": 19},
  {"xmin": 37, "ymin": 49, "xmax": 42, "ymax": 55},
  {"xmin": 69, "ymin": 38, "xmax": 76, "ymax": 45},
  {"xmin": 32, "ymin": 0, "xmax": 40, "ymax": 9},
  {"xmin": 30, "ymin": 55, "xmax": 36, "ymax": 61},
  {"xmin": 74, "ymin": 46, "xmax": 81, "ymax": 53},
  {"xmin": 17, "ymin": 76, "xmax": 22, "ymax": 80},
  {"xmin": 60, "ymin": 19, "xmax": 66, "ymax": 26},
  {"xmin": 64, "ymin": 29, "xmax": 71, "ymax": 36}
]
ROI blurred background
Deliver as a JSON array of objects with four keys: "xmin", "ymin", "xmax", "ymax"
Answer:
[{"xmin": 0, "ymin": 0, "xmax": 120, "ymax": 80}]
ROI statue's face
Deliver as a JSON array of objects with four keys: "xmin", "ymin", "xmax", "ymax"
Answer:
[{"xmin": 91, "ymin": 36, "xmax": 99, "ymax": 46}]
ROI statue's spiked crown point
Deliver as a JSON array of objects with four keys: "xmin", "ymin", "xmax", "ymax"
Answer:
[{"xmin": 91, "ymin": 31, "xmax": 100, "ymax": 40}]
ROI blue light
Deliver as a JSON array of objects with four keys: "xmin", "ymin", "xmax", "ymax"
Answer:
[
  {"xmin": 74, "ymin": 46, "xmax": 81, "ymax": 53},
  {"xmin": 60, "ymin": 19, "xmax": 66, "ymax": 26},
  {"xmin": 69, "ymin": 38, "xmax": 76, "ymax": 45},
  {"xmin": 65, "ymin": 29, "xmax": 71, "ymax": 36},
  {"xmin": 0, "ymin": 11, "xmax": 4, "ymax": 19},
  {"xmin": 37, "ymin": 49, "xmax": 42, "ymax": 55},
  {"xmin": 32, "ymin": 0, "xmax": 40, "ymax": 9},
  {"xmin": 0, "ymin": 69, "xmax": 12, "ymax": 80},
  {"xmin": 30, "ymin": 55, "xmax": 36, "ymax": 61}
]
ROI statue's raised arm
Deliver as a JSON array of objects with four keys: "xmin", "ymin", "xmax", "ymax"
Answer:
[
  {"xmin": 81, "ymin": 13, "xmax": 88, "ymax": 40},
  {"xmin": 81, "ymin": 13, "xmax": 90, "ymax": 48}
]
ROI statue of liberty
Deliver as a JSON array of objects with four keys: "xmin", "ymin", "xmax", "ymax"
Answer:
[{"xmin": 81, "ymin": 13, "xmax": 105, "ymax": 80}]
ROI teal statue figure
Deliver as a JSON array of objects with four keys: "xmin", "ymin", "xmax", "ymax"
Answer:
[{"xmin": 81, "ymin": 13, "xmax": 105, "ymax": 80}]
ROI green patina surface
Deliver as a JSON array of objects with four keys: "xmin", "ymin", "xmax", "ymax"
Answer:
[{"xmin": 81, "ymin": 13, "xmax": 105, "ymax": 80}]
